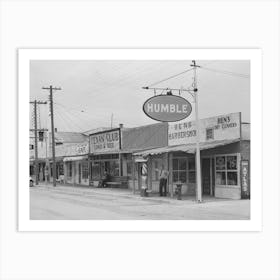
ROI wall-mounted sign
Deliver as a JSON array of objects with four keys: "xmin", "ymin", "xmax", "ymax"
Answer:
[
  {"xmin": 168, "ymin": 112, "xmax": 241, "ymax": 146},
  {"xmin": 55, "ymin": 142, "xmax": 89, "ymax": 157},
  {"xmin": 76, "ymin": 143, "xmax": 88, "ymax": 155},
  {"xmin": 143, "ymin": 95, "xmax": 192, "ymax": 122},
  {"xmin": 241, "ymin": 160, "xmax": 250, "ymax": 199},
  {"xmin": 89, "ymin": 129, "xmax": 120, "ymax": 153}
]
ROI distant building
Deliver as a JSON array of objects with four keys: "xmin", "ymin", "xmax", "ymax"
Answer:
[
  {"xmin": 29, "ymin": 112, "xmax": 250, "ymax": 200},
  {"xmin": 134, "ymin": 112, "xmax": 250, "ymax": 199}
]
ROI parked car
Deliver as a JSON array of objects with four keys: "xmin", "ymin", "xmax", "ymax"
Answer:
[{"xmin": 30, "ymin": 176, "xmax": 34, "ymax": 187}]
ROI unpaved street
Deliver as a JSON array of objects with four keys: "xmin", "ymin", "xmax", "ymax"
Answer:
[{"xmin": 30, "ymin": 185, "xmax": 250, "ymax": 220}]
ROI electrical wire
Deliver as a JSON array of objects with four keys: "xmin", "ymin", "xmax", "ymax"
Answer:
[
  {"xmin": 55, "ymin": 109, "xmax": 76, "ymax": 132},
  {"xmin": 54, "ymin": 102, "xmax": 107, "ymax": 123},
  {"xmin": 54, "ymin": 104, "xmax": 87, "ymax": 132},
  {"xmin": 145, "ymin": 60, "xmax": 250, "ymax": 88},
  {"xmin": 147, "ymin": 67, "xmax": 194, "ymax": 87},
  {"xmin": 200, "ymin": 66, "xmax": 250, "ymax": 79}
]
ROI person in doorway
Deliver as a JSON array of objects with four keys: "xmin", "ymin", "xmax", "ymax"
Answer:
[{"xmin": 155, "ymin": 165, "xmax": 169, "ymax": 196}]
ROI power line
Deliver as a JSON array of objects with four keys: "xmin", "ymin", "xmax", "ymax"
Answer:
[
  {"xmin": 54, "ymin": 102, "xmax": 110, "ymax": 123},
  {"xmin": 54, "ymin": 104, "xmax": 87, "ymax": 132},
  {"xmin": 147, "ymin": 67, "xmax": 194, "ymax": 87},
  {"xmin": 55, "ymin": 109, "xmax": 76, "ymax": 132},
  {"xmin": 54, "ymin": 103, "xmax": 95, "ymax": 131},
  {"xmin": 144, "ymin": 60, "xmax": 250, "ymax": 88},
  {"xmin": 200, "ymin": 66, "xmax": 250, "ymax": 79}
]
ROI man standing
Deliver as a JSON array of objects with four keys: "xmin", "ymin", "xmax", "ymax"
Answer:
[{"xmin": 156, "ymin": 165, "xmax": 169, "ymax": 196}]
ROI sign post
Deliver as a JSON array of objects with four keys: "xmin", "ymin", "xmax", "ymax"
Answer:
[{"xmin": 142, "ymin": 60, "xmax": 202, "ymax": 203}]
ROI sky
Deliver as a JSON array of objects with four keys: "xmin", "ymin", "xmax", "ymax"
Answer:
[{"xmin": 30, "ymin": 60, "xmax": 250, "ymax": 132}]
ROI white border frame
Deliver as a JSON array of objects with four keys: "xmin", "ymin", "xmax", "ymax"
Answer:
[{"xmin": 18, "ymin": 48, "xmax": 262, "ymax": 231}]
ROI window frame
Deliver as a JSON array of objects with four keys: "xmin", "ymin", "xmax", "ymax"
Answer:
[
  {"xmin": 214, "ymin": 153, "xmax": 240, "ymax": 187},
  {"xmin": 172, "ymin": 156, "xmax": 196, "ymax": 184},
  {"xmin": 206, "ymin": 127, "xmax": 214, "ymax": 140},
  {"xmin": 81, "ymin": 161, "xmax": 89, "ymax": 179}
]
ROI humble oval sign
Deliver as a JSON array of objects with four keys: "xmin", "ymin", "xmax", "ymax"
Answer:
[{"xmin": 143, "ymin": 95, "xmax": 192, "ymax": 122}]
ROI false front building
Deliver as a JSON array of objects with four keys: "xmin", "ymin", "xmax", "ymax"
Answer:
[{"xmin": 133, "ymin": 112, "xmax": 250, "ymax": 200}]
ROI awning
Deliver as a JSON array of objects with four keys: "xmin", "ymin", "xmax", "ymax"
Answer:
[
  {"xmin": 89, "ymin": 149, "xmax": 136, "ymax": 155},
  {"xmin": 133, "ymin": 139, "xmax": 240, "ymax": 157},
  {"xmin": 63, "ymin": 155, "xmax": 88, "ymax": 162},
  {"xmin": 134, "ymin": 156, "xmax": 148, "ymax": 163}
]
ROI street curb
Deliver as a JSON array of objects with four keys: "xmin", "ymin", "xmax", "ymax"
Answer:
[{"xmin": 33, "ymin": 184, "xmax": 191, "ymax": 204}]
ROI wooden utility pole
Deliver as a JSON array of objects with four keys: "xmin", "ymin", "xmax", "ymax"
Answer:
[
  {"xmin": 141, "ymin": 60, "xmax": 202, "ymax": 202},
  {"xmin": 42, "ymin": 85, "xmax": 61, "ymax": 186},
  {"xmin": 30, "ymin": 100, "xmax": 47, "ymax": 185},
  {"xmin": 190, "ymin": 60, "xmax": 202, "ymax": 203}
]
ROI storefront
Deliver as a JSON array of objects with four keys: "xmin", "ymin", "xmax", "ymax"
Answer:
[
  {"xmin": 55, "ymin": 141, "xmax": 89, "ymax": 185},
  {"xmin": 89, "ymin": 128, "xmax": 122, "ymax": 186},
  {"xmin": 49, "ymin": 157, "xmax": 64, "ymax": 182},
  {"xmin": 29, "ymin": 158, "xmax": 48, "ymax": 182},
  {"xmin": 133, "ymin": 112, "xmax": 250, "ymax": 200},
  {"xmin": 89, "ymin": 123, "xmax": 169, "ymax": 188},
  {"xmin": 121, "ymin": 122, "xmax": 169, "ymax": 191},
  {"xmin": 63, "ymin": 155, "xmax": 89, "ymax": 185}
]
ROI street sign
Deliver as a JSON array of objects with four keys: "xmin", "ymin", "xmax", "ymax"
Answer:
[{"xmin": 143, "ymin": 95, "xmax": 192, "ymax": 122}]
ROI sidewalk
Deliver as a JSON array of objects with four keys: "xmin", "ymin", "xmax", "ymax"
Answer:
[{"xmin": 33, "ymin": 182, "xmax": 232, "ymax": 205}]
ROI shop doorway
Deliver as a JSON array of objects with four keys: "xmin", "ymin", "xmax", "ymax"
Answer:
[
  {"xmin": 78, "ymin": 163, "xmax": 81, "ymax": 184},
  {"xmin": 202, "ymin": 158, "xmax": 212, "ymax": 195},
  {"xmin": 137, "ymin": 163, "xmax": 142, "ymax": 190}
]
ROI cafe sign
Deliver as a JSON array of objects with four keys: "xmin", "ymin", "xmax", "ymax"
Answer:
[
  {"xmin": 89, "ymin": 129, "xmax": 120, "ymax": 153},
  {"xmin": 143, "ymin": 95, "xmax": 192, "ymax": 122}
]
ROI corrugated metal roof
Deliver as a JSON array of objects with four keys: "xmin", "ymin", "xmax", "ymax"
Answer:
[
  {"xmin": 133, "ymin": 139, "xmax": 240, "ymax": 156},
  {"xmin": 53, "ymin": 132, "xmax": 88, "ymax": 143},
  {"xmin": 122, "ymin": 122, "xmax": 168, "ymax": 151}
]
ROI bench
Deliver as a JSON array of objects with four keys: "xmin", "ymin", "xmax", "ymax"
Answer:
[{"xmin": 105, "ymin": 176, "xmax": 129, "ymax": 188}]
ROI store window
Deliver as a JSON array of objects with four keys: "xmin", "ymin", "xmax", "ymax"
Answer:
[
  {"xmin": 92, "ymin": 162, "xmax": 101, "ymax": 179},
  {"xmin": 188, "ymin": 157, "xmax": 196, "ymax": 183},
  {"xmin": 111, "ymin": 161, "xmax": 119, "ymax": 176},
  {"xmin": 67, "ymin": 162, "xmax": 72, "ymax": 177},
  {"xmin": 215, "ymin": 155, "xmax": 238, "ymax": 186},
  {"xmin": 153, "ymin": 160, "xmax": 161, "ymax": 181},
  {"xmin": 127, "ymin": 161, "xmax": 132, "ymax": 176},
  {"xmin": 82, "ymin": 162, "xmax": 89, "ymax": 179},
  {"xmin": 172, "ymin": 157, "xmax": 196, "ymax": 183},
  {"xmin": 206, "ymin": 128, "xmax": 214, "ymax": 140}
]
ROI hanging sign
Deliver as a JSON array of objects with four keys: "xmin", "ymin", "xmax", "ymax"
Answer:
[{"xmin": 143, "ymin": 95, "xmax": 192, "ymax": 122}]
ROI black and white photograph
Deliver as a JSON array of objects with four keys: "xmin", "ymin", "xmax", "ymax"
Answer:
[
  {"xmin": 28, "ymin": 55, "xmax": 251, "ymax": 221},
  {"xmin": 1, "ymin": 1, "xmax": 280, "ymax": 280}
]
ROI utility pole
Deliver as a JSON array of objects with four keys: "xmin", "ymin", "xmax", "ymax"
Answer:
[
  {"xmin": 141, "ymin": 60, "xmax": 202, "ymax": 202},
  {"xmin": 30, "ymin": 100, "xmax": 47, "ymax": 185},
  {"xmin": 190, "ymin": 60, "xmax": 202, "ymax": 203},
  {"xmin": 110, "ymin": 113, "xmax": 114, "ymax": 129},
  {"xmin": 42, "ymin": 85, "xmax": 61, "ymax": 186}
]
